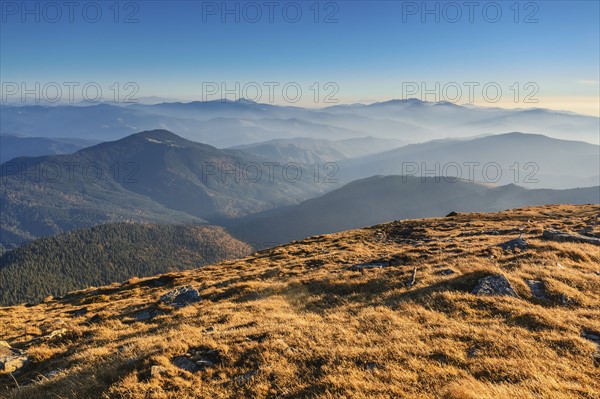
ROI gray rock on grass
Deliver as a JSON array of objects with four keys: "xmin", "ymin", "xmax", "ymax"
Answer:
[
  {"xmin": 0, "ymin": 341, "xmax": 29, "ymax": 374},
  {"xmin": 160, "ymin": 285, "xmax": 201, "ymax": 308},
  {"xmin": 472, "ymin": 274, "xmax": 519, "ymax": 297}
]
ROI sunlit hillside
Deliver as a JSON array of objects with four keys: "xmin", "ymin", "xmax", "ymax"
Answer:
[{"xmin": 1, "ymin": 204, "xmax": 599, "ymax": 399}]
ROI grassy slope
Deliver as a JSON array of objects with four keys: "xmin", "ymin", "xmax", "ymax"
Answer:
[{"xmin": 1, "ymin": 204, "xmax": 599, "ymax": 398}]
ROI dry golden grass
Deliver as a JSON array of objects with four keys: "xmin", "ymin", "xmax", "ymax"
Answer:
[{"xmin": 1, "ymin": 204, "xmax": 599, "ymax": 398}]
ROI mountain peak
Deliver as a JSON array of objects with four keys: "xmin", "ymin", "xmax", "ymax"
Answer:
[
  {"xmin": 75, "ymin": 129, "xmax": 218, "ymax": 155},
  {"xmin": 132, "ymin": 129, "xmax": 182, "ymax": 141},
  {"xmin": 369, "ymin": 98, "xmax": 425, "ymax": 107},
  {"xmin": 124, "ymin": 130, "xmax": 193, "ymax": 147}
]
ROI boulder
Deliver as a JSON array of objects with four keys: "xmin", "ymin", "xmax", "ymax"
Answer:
[
  {"xmin": 188, "ymin": 348, "xmax": 222, "ymax": 369},
  {"xmin": 472, "ymin": 274, "xmax": 519, "ymax": 297},
  {"xmin": 439, "ymin": 268, "xmax": 456, "ymax": 276},
  {"xmin": 581, "ymin": 330, "xmax": 600, "ymax": 366},
  {"xmin": 172, "ymin": 348, "xmax": 222, "ymax": 373},
  {"xmin": 0, "ymin": 342, "xmax": 29, "ymax": 374},
  {"xmin": 543, "ymin": 230, "xmax": 600, "ymax": 245},
  {"xmin": 498, "ymin": 236, "xmax": 528, "ymax": 251},
  {"xmin": 172, "ymin": 356, "xmax": 198, "ymax": 372},
  {"xmin": 160, "ymin": 285, "xmax": 201, "ymax": 308}
]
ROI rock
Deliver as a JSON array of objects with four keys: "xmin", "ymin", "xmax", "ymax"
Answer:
[
  {"xmin": 188, "ymin": 348, "xmax": 222, "ymax": 369},
  {"xmin": 472, "ymin": 274, "xmax": 519, "ymax": 298},
  {"xmin": 560, "ymin": 294, "xmax": 574, "ymax": 306},
  {"xmin": 234, "ymin": 369, "xmax": 259, "ymax": 383},
  {"xmin": 173, "ymin": 348, "xmax": 222, "ymax": 373},
  {"xmin": 0, "ymin": 343, "xmax": 29, "ymax": 374},
  {"xmin": 582, "ymin": 331, "xmax": 600, "ymax": 344},
  {"xmin": 575, "ymin": 228, "xmax": 600, "ymax": 239},
  {"xmin": 581, "ymin": 330, "xmax": 600, "ymax": 365},
  {"xmin": 439, "ymin": 269, "xmax": 456, "ymax": 276},
  {"xmin": 135, "ymin": 307, "xmax": 159, "ymax": 321},
  {"xmin": 498, "ymin": 236, "xmax": 528, "ymax": 251},
  {"xmin": 160, "ymin": 285, "xmax": 201, "ymax": 308},
  {"xmin": 29, "ymin": 328, "xmax": 69, "ymax": 345},
  {"xmin": 525, "ymin": 280, "xmax": 546, "ymax": 299},
  {"xmin": 364, "ymin": 362, "xmax": 385, "ymax": 371},
  {"xmin": 446, "ymin": 211, "xmax": 458, "ymax": 217},
  {"xmin": 172, "ymin": 356, "xmax": 198, "ymax": 372},
  {"xmin": 45, "ymin": 328, "xmax": 67, "ymax": 340},
  {"xmin": 459, "ymin": 228, "xmax": 522, "ymax": 237},
  {"xmin": 195, "ymin": 359, "xmax": 214, "ymax": 368},
  {"xmin": 542, "ymin": 230, "xmax": 600, "ymax": 245},
  {"xmin": 348, "ymin": 261, "xmax": 388, "ymax": 271}
]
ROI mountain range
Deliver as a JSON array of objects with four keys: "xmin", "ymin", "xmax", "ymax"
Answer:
[
  {"xmin": 2, "ymin": 99, "xmax": 598, "ymax": 148},
  {"xmin": 230, "ymin": 136, "xmax": 405, "ymax": 164},
  {"xmin": 337, "ymin": 132, "xmax": 600, "ymax": 189},
  {"xmin": 2, "ymin": 129, "xmax": 598, "ymax": 250},
  {"xmin": 227, "ymin": 175, "xmax": 599, "ymax": 247},
  {"xmin": 0, "ymin": 130, "xmax": 332, "ymax": 248},
  {"xmin": 0, "ymin": 135, "xmax": 99, "ymax": 163}
]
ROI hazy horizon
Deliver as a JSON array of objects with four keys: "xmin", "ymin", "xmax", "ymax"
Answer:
[{"xmin": 2, "ymin": 1, "xmax": 598, "ymax": 115}]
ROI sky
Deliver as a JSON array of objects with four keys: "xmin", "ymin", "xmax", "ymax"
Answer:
[{"xmin": 1, "ymin": 0, "xmax": 599, "ymax": 115}]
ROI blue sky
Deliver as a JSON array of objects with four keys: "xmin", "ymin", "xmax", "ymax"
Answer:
[{"xmin": 1, "ymin": 1, "xmax": 599, "ymax": 114}]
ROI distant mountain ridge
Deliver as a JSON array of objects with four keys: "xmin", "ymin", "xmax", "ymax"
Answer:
[
  {"xmin": 228, "ymin": 175, "xmax": 600, "ymax": 247},
  {"xmin": 2, "ymin": 99, "xmax": 598, "ymax": 146},
  {"xmin": 231, "ymin": 136, "xmax": 405, "ymax": 164},
  {"xmin": 338, "ymin": 132, "xmax": 600, "ymax": 189},
  {"xmin": 0, "ymin": 135, "xmax": 100, "ymax": 163}
]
